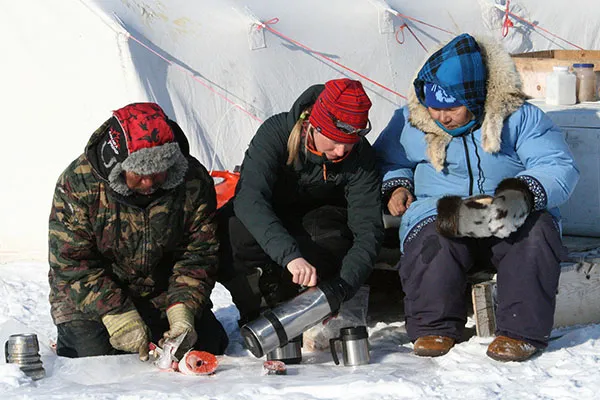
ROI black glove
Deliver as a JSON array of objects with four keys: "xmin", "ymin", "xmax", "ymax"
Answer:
[
  {"xmin": 318, "ymin": 277, "xmax": 353, "ymax": 314},
  {"xmin": 489, "ymin": 178, "xmax": 533, "ymax": 238},
  {"xmin": 436, "ymin": 195, "xmax": 495, "ymax": 238}
]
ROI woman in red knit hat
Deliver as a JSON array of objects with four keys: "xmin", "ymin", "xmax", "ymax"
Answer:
[{"xmin": 219, "ymin": 79, "xmax": 384, "ymax": 339}]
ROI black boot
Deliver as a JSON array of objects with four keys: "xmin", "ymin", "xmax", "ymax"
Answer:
[{"xmin": 221, "ymin": 269, "xmax": 264, "ymax": 327}]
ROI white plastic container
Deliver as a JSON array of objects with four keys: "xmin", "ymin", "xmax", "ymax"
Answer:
[{"xmin": 546, "ymin": 66, "xmax": 576, "ymax": 105}]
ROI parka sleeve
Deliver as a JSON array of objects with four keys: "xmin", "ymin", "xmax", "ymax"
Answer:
[
  {"xmin": 233, "ymin": 115, "xmax": 303, "ymax": 268},
  {"xmin": 372, "ymin": 107, "xmax": 417, "ymax": 205},
  {"xmin": 167, "ymin": 162, "xmax": 219, "ymax": 314},
  {"xmin": 48, "ymin": 171, "xmax": 135, "ymax": 317},
  {"xmin": 340, "ymin": 145, "xmax": 385, "ymax": 292},
  {"xmin": 512, "ymin": 104, "xmax": 580, "ymax": 210}
]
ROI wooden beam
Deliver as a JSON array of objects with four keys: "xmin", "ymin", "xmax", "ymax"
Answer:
[{"xmin": 472, "ymin": 281, "xmax": 497, "ymax": 337}]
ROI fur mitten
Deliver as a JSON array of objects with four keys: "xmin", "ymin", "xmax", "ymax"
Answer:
[
  {"xmin": 488, "ymin": 178, "xmax": 533, "ymax": 238},
  {"xmin": 436, "ymin": 195, "xmax": 494, "ymax": 238}
]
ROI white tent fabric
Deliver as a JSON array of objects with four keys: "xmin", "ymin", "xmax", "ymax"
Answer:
[{"xmin": 1, "ymin": 0, "xmax": 599, "ymax": 261}]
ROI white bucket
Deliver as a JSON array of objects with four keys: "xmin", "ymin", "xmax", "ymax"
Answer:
[{"xmin": 546, "ymin": 66, "xmax": 576, "ymax": 106}]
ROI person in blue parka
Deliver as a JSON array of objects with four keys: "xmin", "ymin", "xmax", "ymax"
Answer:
[{"xmin": 373, "ymin": 33, "xmax": 579, "ymax": 362}]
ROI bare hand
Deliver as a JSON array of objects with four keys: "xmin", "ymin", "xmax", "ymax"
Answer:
[
  {"xmin": 387, "ymin": 187, "xmax": 414, "ymax": 216},
  {"xmin": 286, "ymin": 257, "xmax": 318, "ymax": 287}
]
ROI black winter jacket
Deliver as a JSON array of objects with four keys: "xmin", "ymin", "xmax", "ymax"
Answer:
[{"xmin": 233, "ymin": 84, "xmax": 384, "ymax": 291}]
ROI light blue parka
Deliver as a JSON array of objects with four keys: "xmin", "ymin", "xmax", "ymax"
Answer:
[{"xmin": 373, "ymin": 37, "xmax": 579, "ymax": 250}]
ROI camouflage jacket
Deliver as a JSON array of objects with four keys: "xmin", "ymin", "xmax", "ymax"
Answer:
[{"xmin": 48, "ymin": 119, "xmax": 218, "ymax": 325}]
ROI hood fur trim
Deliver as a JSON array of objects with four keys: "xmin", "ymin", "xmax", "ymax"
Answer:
[{"xmin": 408, "ymin": 36, "xmax": 528, "ymax": 171}]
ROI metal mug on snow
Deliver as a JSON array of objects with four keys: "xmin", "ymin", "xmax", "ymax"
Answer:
[
  {"xmin": 4, "ymin": 333, "xmax": 46, "ymax": 380},
  {"xmin": 329, "ymin": 326, "xmax": 370, "ymax": 367}
]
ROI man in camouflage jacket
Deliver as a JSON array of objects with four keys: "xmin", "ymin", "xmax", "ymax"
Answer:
[{"xmin": 48, "ymin": 103, "xmax": 228, "ymax": 359}]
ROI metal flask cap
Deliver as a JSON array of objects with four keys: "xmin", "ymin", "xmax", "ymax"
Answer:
[{"xmin": 5, "ymin": 333, "xmax": 46, "ymax": 380}]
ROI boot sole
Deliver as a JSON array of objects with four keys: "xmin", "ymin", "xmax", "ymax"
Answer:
[
  {"xmin": 414, "ymin": 348, "xmax": 452, "ymax": 357},
  {"xmin": 486, "ymin": 349, "xmax": 538, "ymax": 362}
]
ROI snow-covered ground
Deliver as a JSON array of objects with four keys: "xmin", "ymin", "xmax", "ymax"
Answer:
[
  {"xmin": 2, "ymin": 1, "xmax": 600, "ymax": 398},
  {"xmin": 2, "ymin": 261, "xmax": 600, "ymax": 400}
]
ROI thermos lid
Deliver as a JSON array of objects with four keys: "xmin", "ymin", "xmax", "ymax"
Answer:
[
  {"xmin": 340, "ymin": 326, "xmax": 368, "ymax": 340},
  {"xmin": 240, "ymin": 326, "xmax": 264, "ymax": 358}
]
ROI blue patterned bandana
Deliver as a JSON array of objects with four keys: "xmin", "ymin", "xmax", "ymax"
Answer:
[
  {"xmin": 424, "ymin": 83, "xmax": 462, "ymax": 109},
  {"xmin": 414, "ymin": 33, "xmax": 487, "ymax": 121}
]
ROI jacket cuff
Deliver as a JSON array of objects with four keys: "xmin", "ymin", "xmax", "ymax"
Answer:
[
  {"xmin": 495, "ymin": 178, "xmax": 535, "ymax": 212},
  {"xmin": 281, "ymin": 250, "xmax": 303, "ymax": 268},
  {"xmin": 382, "ymin": 178, "xmax": 414, "ymax": 213},
  {"xmin": 515, "ymin": 175, "xmax": 547, "ymax": 211},
  {"xmin": 436, "ymin": 195, "xmax": 463, "ymax": 237},
  {"xmin": 382, "ymin": 178, "xmax": 414, "ymax": 197}
]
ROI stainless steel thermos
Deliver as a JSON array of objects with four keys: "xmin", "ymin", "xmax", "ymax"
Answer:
[
  {"xmin": 5, "ymin": 333, "xmax": 46, "ymax": 380},
  {"xmin": 329, "ymin": 326, "xmax": 370, "ymax": 366},
  {"xmin": 241, "ymin": 282, "xmax": 341, "ymax": 359}
]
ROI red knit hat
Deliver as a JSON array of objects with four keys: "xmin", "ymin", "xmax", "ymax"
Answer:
[{"xmin": 309, "ymin": 79, "xmax": 372, "ymax": 144}]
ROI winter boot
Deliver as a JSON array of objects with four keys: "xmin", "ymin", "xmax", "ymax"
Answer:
[
  {"xmin": 486, "ymin": 336, "xmax": 538, "ymax": 362},
  {"xmin": 413, "ymin": 335, "xmax": 455, "ymax": 357}
]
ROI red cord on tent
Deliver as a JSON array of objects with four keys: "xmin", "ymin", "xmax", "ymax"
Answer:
[
  {"xmin": 395, "ymin": 23, "xmax": 428, "ymax": 52},
  {"xmin": 502, "ymin": 4, "xmax": 584, "ymax": 50},
  {"xmin": 501, "ymin": 1, "xmax": 514, "ymax": 38},
  {"xmin": 387, "ymin": 10, "xmax": 455, "ymax": 36},
  {"xmin": 258, "ymin": 18, "xmax": 407, "ymax": 100},
  {"xmin": 395, "ymin": 24, "xmax": 407, "ymax": 44},
  {"xmin": 125, "ymin": 33, "xmax": 264, "ymax": 123}
]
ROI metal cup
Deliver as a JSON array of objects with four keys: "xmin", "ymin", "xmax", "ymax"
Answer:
[
  {"xmin": 329, "ymin": 326, "xmax": 370, "ymax": 367},
  {"xmin": 5, "ymin": 333, "xmax": 46, "ymax": 380},
  {"xmin": 266, "ymin": 335, "xmax": 302, "ymax": 364}
]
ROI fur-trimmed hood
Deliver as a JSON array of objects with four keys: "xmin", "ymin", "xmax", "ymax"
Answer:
[{"xmin": 408, "ymin": 36, "xmax": 528, "ymax": 171}]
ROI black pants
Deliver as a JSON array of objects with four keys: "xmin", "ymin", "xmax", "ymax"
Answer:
[
  {"xmin": 220, "ymin": 204, "xmax": 353, "ymax": 322},
  {"xmin": 56, "ymin": 304, "xmax": 229, "ymax": 358},
  {"xmin": 400, "ymin": 211, "xmax": 566, "ymax": 348}
]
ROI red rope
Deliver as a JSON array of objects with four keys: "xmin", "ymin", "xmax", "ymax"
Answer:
[
  {"xmin": 258, "ymin": 18, "xmax": 407, "ymax": 100},
  {"xmin": 395, "ymin": 24, "xmax": 407, "ymax": 44},
  {"xmin": 503, "ymin": 4, "xmax": 584, "ymax": 50},
  {"xmin": 501, "ymin": 0, "xmax": 514, "ymax": 38},
  {"xmin": 389, "ymin": 11, "xmax": 455, "ymax": 36},
  {"xmin": 125, "ymin": 33, "xmax": 264, "ymax": 123},
  {"xmin": 395, "ymin": 23, "xmax": 428, "ymax": 52}
]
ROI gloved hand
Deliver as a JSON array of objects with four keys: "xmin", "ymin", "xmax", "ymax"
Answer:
[
  {"xmin": 101, "ymin": 309, "xmax": 150, "ymax": 361},
  {"xmin": 163, "ymin": 303, "xmax": 198, "ymax": 356},
  {"xmin": 488, "ymin": 178, "xmax": 533, "ymax": 238},
  {"xmin": 436, "ymin": 195, "xmax": 494, "ymax": 238}
]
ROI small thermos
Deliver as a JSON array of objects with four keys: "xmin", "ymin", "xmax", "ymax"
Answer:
[
  {"xmin": 329, "ymin": 326, "xmax": 370, "ymax": 367},
  {"xmin": 5, "ymin": 333, "xmax": 46, "ymax": 380}
]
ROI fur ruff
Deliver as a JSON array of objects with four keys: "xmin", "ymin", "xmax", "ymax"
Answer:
[
  {"xmin": 108, "ymin": 143, "xmax": 189, "ymax": 196},
  {"xmin": 407, "ymin": 36, "xmax": 528, "ymax": 172}
]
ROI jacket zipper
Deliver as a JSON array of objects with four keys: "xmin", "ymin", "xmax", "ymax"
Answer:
[{"xmin": 462, "ymin": 136, "xmax": 474, "ymax": 196}]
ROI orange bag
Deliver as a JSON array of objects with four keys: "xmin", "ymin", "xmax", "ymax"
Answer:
[{"xmin": 210, "ymin": 170, "xmax": 240, "ymax": 209}]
